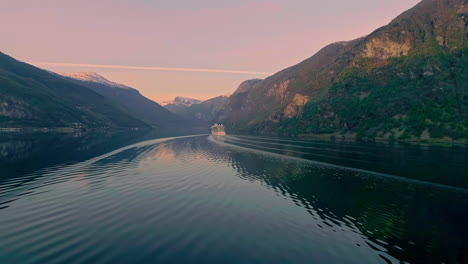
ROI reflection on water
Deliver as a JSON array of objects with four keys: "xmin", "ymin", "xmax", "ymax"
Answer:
[
  {"xmin": 0, "ymin": 134, "xmax": 467, "ymax": 264},
  {"xmin": 223, "ymin": 135, "xmax": 468, "ymax": 189},
  {"xmin": 0, "ymin": 130, "xmax": 188, "ymax": 184}
]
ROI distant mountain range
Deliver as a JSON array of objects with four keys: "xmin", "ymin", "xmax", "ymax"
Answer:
[
  {"xmin": 0, "ymin": 53, "xmax": 184, "ymax": 130},
  {"xmin": 164, "ymin": 95, "xmax": 229, "ymax": 126},
  {"xmin": 1, "ymin": 0, "xmax": 465, "ymax": 142},
  {"xmin": 215, "ymin": 0, "xmax": 467, "ymax": 142},
  {"xmin": 60, "ymin": 72, "xmax": 183, "ymax": 129},
  {"xmin": 0, "ymin": 52, "xmax": 149, "ymax": 129},
  {"xmin": 163, "ymin": 97, "xmax": 202, "ymax": 117},
  {"xmin": 162, "ymin": 97, "xmax": 202, "ymax": 107}
]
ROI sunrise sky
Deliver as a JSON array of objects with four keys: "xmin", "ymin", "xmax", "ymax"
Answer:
[{"xmin": 1, "ymin": 0, "xmax": 420, "ymax": 103}]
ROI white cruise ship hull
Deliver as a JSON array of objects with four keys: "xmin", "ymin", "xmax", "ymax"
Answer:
[{"xmin": 212, "ymin": 131, "xmax": 226, "ymax": 136}]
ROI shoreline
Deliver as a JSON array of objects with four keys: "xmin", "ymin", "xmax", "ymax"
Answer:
[
  {"xmin": 0, "ymin": 127, "xmax": 148, "ymax": 133},
  {"xmin": 297, "ymin": 133, "xmax": 468, "ymax": 146}
]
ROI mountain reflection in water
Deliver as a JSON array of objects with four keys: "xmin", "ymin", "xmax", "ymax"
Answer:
[{"xmin": 0, "ymin": 133, "xmax": 466, "ymax": 264}]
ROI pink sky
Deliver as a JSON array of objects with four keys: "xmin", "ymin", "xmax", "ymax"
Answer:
[{"xmin": 1, "ymin": 0, "xmax": 420, "ymax": 103}]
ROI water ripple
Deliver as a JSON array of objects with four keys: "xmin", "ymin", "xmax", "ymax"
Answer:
[{"xmin": 0, "ymin": 135, "xmax": 466, "ymax": 264}]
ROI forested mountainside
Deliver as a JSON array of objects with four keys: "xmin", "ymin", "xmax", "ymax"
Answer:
[
  {"xmin": 62, "ymin": 72, "xmax": 183, "ymax": 129},
  {"xmin": 219, "ymin": 0, "xmax": 467, "ymax": 142},
  {"xmin": 0, "ymin": 52, "xmax": 148, "ymax": 129}
]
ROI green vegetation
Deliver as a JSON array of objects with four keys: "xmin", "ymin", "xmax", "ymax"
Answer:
[
  {"xmin": 279, "ymin": 47, "xmax": 468, "ymax": 141},
  {"xmin": 0, "ymin": 52, "xmax": 149, "ymax": 128},
  {"xmin": 222, "ymin": 0, "xmax": 467, "ymax": 142}
]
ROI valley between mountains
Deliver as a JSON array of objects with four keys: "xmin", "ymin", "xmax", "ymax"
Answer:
[{"xmin": 1, "ymin": 0, "xmax": 466, "ymax": 143}]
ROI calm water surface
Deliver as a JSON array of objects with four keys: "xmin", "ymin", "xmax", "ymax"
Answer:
[{"xmin": 0, "ymin": 132, "xmax": 467, "ymax": 264}]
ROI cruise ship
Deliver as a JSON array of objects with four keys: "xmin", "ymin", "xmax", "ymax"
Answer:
[{"xmin": 211, "ymin": 123, "xmax": 226, "ymax": 136}]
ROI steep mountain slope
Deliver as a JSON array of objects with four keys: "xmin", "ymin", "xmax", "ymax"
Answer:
[
  {"xmin": 167, "ymin": 95, "xmax": 229, "ymax": 125},
  {"xmin": 163, "ymin": 97, "xmax": 202, "ymax": 117},
  {"xmin": 281, "ymin": 49, "xmax": 467, "ymax": 140},
  {"xmin": 0, "ymin": 52, "xmax": 148, "ymax": 128},
  {"xmin": 61, "ymin": 72, "xmax": 183, "ymax": 128},
  {"xmin": 62, "ymin": 72, "xmax": 131, "ymax": 89},
  {"xmin": 221, "ymin": 0, "xmax": 467, "ymax": 141},
  {"xmin": 217, "ymin": 79, "xmax": 263, "ymax": 123},
  {"xmin": 191, "ymin": 95, "xmax": 229, "ymax": 123},
  {"xmin": 219, "ymin": 40, "xmax": 362, "ymax": 129},
  {"xmin": 163, "ymin": 97, "xmax": 202, "ymax": 107}
]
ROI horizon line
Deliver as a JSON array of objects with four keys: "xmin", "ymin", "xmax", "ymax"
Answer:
[{"xmin": 30, "ymin": 62, "xmax": 274, "ymax": 75}]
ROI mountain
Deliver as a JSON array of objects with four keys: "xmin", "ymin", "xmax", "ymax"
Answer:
[
  {"xmin": 62, "ymin": 72, "xmax": 131, "ymax": 89},
  {"xmin": 163, "ymin": 97, "xmax": 202, "ymax": 116},
  {"xmin": 163, "ymin": 97, "xmax": 202, "ymax": 107},
  {"xmin": 61, "ymin": 72, "xmax": 183, "ymax": 129},
  {"xmin": 167, "ymin": 95, "xmax": 230, "ymax": 125},
  {"xmin": 0, "ymin": 52, "xmax": 148, "ymax": 129},
  {"xmin": 191, "ymin": 95, "xmax": 230, "ymax": 123},
  {"xmin": 220, "ymin": 0, "xmax": 467, "ymax": 142},
  {"xmin": 218, "ymin": 79, "xmax": 264, "ymax": 124}
]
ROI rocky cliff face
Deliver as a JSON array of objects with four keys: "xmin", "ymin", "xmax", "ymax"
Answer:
[
  {"xmin": 222, "ymin": 79, "xmax": 262, "ymax": 112},
  {"xmin": 362, "ymin": 30, "xmax": 414, "ymax": 59},
  {"xmin": 220, "ymin": 0, "xmax": 467, "ymax": 137},
  {"xmin": 190, "ymin": 96, "xmax": 229, "ymax": 123},
  {"xmin": 0, "ymin": 96, "xmax": 33, "ymax": 119},
  {"xmin": 219, "ymin": 38, "xmax": 362, "ymax": 129},
  {"xmin": 283, "ymin": 94, "xmax": 310, "ymax": 119},
  {"xmin": 359, "ymin": 0, "xmax": 467, "ymax": 56},
  {"xmin": 164, "ymin": 95, "xmax": 230, "ymax": 126}
]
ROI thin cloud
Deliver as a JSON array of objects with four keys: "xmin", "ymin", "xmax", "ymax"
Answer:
[{"xmin": 31, "ymin": 62, "xmax": 273, "ymax": 75}]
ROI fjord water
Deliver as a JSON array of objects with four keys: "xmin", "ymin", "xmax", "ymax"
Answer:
[{"xmin": 0, "ymin": 133, "xmax": 467, "ymax": 264}]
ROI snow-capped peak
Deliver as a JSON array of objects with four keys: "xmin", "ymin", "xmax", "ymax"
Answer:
[
  {"xmin": 162, "ymin": 97, "xmax": 202, "ymax": 106},
  {"xmin": 61, "ymin": 72, "xmax": 132, "ymax": 89}
]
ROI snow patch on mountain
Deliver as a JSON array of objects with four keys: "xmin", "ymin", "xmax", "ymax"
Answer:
[
  {"xmin": 61, "ymin": 72, "xmax": 133, "ymax": 89},
  {"xmin": 162, "ymin": 97, "xmax": 202, "ymax": 106}
]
